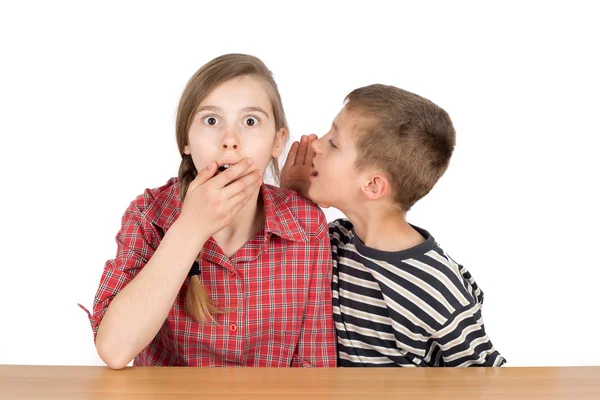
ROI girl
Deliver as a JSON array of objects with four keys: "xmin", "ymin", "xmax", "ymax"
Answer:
[{"xmin": 83, "ymin": 54, "xmax": 336, "ymax": 368}]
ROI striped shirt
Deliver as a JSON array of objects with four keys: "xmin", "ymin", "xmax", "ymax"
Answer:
[{"xmin": 330, "ymin": 219, "xmax": 506, "ymax": 367}]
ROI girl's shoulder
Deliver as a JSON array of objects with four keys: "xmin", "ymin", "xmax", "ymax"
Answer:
[
  {"xmin": 125, "ymin": 177, "xmax": 181, "ymax": 230},
  {"xmin": 262, "ymin": 184, "xmax": 328, "ymax": 242}
]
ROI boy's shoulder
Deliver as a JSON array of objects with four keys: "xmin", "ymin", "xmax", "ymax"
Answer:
[
  {"xmin": 328, "ymin": 218, "xmax": 355, "ymax": 243},
  {"xmin": 329, "ymin": 220, "xmax": 484, "ymax": 307},
  {"xmin": 262, "ymin": 185, "xmax": 329, "ymax": 242}
]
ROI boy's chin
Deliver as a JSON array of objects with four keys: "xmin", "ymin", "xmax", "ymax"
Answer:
[{"xmin": 308, "ymin": 187, "xmax": 332, "ymax": 209}]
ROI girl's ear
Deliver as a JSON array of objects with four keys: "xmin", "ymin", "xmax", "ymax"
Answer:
[
  {"xmin": 183, "ymin": 144, "xmax": 191, "ymax": 155},
  {"xmin": 271, "ymin": 128, "xmax": 287, "ymax": 158}
]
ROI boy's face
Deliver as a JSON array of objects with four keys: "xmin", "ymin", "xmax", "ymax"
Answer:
[{"xmin": 308, "ymin": 107, "xmax": 367, "ymax": 211}]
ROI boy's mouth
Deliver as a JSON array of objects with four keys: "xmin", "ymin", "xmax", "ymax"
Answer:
[{"xmin": 309, "ymin": 170, "xmax": 319, "ymax": 180}]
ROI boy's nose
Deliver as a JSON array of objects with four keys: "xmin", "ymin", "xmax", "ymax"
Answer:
[{"xmin": 311, "ymin": 137, "xmax": 321, "ymax": 154}]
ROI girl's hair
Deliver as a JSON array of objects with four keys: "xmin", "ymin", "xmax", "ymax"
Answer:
[{"xmin": 176, "ymin": 54, "xmax": 289, "ymax": 323}]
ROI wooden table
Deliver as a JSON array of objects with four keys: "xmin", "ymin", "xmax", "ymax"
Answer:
[{"xmin": 1, "ymin": 365, "xmax": 599, "ymax": 399}]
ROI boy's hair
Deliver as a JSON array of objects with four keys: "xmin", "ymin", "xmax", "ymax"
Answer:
[
  {"xmin": 175, "ymin": 53, "xmax": 289, "ymax": 324},
  {"xmin": 345, "ymin": 84, "xmax": 456, "ymax": 211}
]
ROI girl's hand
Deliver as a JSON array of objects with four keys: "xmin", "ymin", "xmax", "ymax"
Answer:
[{"xmin": 179, "ymin": 158, "xmax": 262, "ymax": 236}]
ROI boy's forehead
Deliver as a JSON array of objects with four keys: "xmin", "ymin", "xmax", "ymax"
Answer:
[{"xmin": 333, "ymin": 108, "xmax": 366, "ymax": 140}]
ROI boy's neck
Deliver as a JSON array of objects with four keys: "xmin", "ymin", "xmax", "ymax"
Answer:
[{"xmin": 346, "ymin": 204, "xmax": 425, "ymax": 253}]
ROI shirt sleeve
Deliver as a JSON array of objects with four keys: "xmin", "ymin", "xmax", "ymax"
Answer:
[
  {"xmin": 86, "ymin": 201, "xmax": 160, "ymax": 342},
  {"xmin": 427, "ymin": 302, "xmax": 506, "ymax": 367},
  {"xmin": 292, "ymin": 235, "xmax": 337, "ymax": 367}
]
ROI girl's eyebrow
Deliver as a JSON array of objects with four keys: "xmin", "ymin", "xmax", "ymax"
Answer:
[
  {"xmin": 241, "ymin": 106, "xmax": 270, "ymax": 118},
  {"xmin": 195, "ymin": 105, "xmax": 221, "ymax": 114},
  {"xmin": 195, "ymin": 105, "xmax": 270, "ymax": 118}
]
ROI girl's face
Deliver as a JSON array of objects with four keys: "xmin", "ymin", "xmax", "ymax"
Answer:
[{"xmin": 184, "ymin": 75, "xmax": 286, "ymax": 178}]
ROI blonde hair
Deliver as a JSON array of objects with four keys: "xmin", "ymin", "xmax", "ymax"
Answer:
[{"xmin": 176, "ymin": 54, "xmax": 289, "ymax": 323}]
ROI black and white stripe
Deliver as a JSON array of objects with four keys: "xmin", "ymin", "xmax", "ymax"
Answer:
[{"xmin": 330, "ymin": 218, "xmax": 505, "ymax": 367}]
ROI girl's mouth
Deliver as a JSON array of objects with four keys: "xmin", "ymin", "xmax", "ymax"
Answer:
[{"xmin": 215, "ymin": 164, "xmax": 231, "ymax": 176}]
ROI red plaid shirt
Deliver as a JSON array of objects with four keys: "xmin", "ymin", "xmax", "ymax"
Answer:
[{"xmin": 83, "ymin": 178, "xmax": 336, "ymax": 367}]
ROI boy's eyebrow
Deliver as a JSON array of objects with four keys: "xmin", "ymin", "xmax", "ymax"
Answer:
[
  {"xmin": 195, "ymin": 105, "xmax": 270, "ymax": 118},
  {"xmin": 331, "ymin": 122, "xmax": 343, "ymax": 142}
]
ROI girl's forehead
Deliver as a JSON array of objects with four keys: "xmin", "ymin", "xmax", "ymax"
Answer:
[{"xmin": 203, "ymin": 76, "xmax": 271, "ymax": 105}]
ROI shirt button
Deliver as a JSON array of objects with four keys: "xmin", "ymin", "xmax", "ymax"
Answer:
[{"xmin": 229, "ymin": 324, "xmax": 237, "ymax": 332}]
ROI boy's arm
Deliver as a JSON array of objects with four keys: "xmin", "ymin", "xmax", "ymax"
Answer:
[
  {"xmin": 281, "ymin": 134, "xmax": 318, "ymax": 199},
  {"xmin": 292, "ymin": 234, "xmax": 337, "ymax": 367},
  {"xmin": 427, "ymin": 302, "xmax": 506, "ymax": 367}
]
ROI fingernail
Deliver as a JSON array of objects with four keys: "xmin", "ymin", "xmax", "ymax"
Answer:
[{"xmin": 247, "ymin": 158, "xmax": 253, "ymax": 164}]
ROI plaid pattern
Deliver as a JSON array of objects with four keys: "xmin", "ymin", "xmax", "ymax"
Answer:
[{"xmin": 84, "ymin": 178, "xmax": 336, "ymax": 367}]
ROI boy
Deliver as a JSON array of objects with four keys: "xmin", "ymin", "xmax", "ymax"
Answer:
[{"xmin": 281, "ymin": 84, "xmax": 505, "ymax": 367}]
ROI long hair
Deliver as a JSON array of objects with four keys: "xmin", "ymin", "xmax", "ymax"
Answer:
[{"xmin": 176, "ymin": 54, "xmax": 289, "ymax": 323}]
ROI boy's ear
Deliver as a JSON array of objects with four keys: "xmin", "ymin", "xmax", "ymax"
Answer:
[
  {"xmin": 361, "ymin": 174, "xmax": 389, "ymax": 201},
  {"xmin": 271, "ymin": 128, "xmax": 287, "ymax": 158}
]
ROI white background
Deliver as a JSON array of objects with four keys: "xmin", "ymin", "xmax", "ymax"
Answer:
[{"xmin": 1, "ymin": 1, "xmax": 598, "ymax": 367}]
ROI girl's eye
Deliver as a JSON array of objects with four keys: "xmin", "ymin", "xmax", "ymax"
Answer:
[
  {"xmin": 328, "ymin": 139, "xmax": 337, "ymax": 148},
  {"xmin": 244, "ymin": 116, "xmax": 259, "ymax": 127},
  {"xmin": 203, "ymin": 116, "xmax": 220, "ymax": 126}
]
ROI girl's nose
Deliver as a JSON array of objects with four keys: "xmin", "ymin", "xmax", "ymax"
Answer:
[{"xmin": 220, "ymin": 128, "xmax": 240, "ymax": 150}]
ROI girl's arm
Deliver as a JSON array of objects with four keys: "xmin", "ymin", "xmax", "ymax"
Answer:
[
  {"xmin": 95, "ymin": 216, "xmax": 208, "ymax": 369},
  {"xmin": 94, "ymin": 159, "xmax": 261, "ymax": 369}
]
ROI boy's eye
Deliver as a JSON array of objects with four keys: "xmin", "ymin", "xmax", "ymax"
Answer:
[
  {"xmin": 328, "ymin": 139, "xmax": 337, "ymax": 148},
  {"xmin": 203, "ymin": 116, "xmax": 220, "ymax": 126},
  {"xmin": 244, "ymin": 116, "xmax": 259, "ymax": 127}
]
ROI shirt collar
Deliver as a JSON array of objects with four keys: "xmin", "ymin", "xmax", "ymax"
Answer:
[
  {"xmin": 153, "ymin": 179, "xmax": 308, "ymax": 243},
  {"xmin": 260, "ymin": 184, "xmax": 308, "ymax": 243}
]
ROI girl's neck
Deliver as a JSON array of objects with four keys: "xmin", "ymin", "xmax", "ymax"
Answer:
[{"xmin": 212, "ymin": 187, "xmax": 265, "ymax": 258}]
